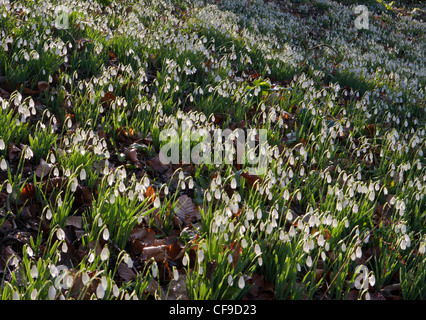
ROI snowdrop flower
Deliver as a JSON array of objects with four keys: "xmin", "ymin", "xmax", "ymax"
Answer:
[
  {"xmin": 256, "ymin": 209, "xmax": 262, "ymax": 220},
  {"xmin": 289, "ymin": 226, "xmax": 296, "ymax": 237},
  {"xmin": 56, "ymin": 228, "xmax": 65, "ymax": 241},
  {"xmin": 112, "ymin": 285, "xmax": 120, "ymax": 298},
  {"xmin": 419, "ymin": 244, "xmax": 425, "ymax": 255},
  {"xmin": 356, "ymin": 246, "xmax": 362, "ymax": 258},
  {"xmin": 173, "ymin": 267, "xmax": 179, "ymax": 281},
  {"xmin": 247, "ymin": 209, "xmax": 254, "ymax": 220},
  {"xmin": 254, "ymin": 243, "xmax": 262, "ymax": 256},
  {"xmin": 0, "ymin": 158, "xmax": 7, "ymax": 170},
  {"xmin": 154, "ymin": 196, "xmax": 160, "ymax": 208},
  {"xmin": 317, "ymin": 234, "xmax": 325, "ymax": 247},
  {"xmin": 100, "ymin": 247, "xmax": 109, "ymax": 261},
  {"xmin": 96, "ymin": 283, "xmax": 105, "ymax": 299},
  {"xmin": 31, "ymin": 265, "xmax": 38, "ymax": 279},
  {"xmin": 238, "ymin": 276, "xmax": 245, "ymax": 289},
  {"xmin": 198, "ymin": 249, "xmax": 204, "ymax": 263},
  {"xmin": 80, "ymin": 168, "xmax": 86, "ymax": 181},
  {"xmin": 82, "ymin": 272, "xmax": 90, "ymax": 286},
  {"xmin": 306, "ymin": 256, "xmax": 312, "ymax": 268},
  {"xmin": 230, "ymin": 178, "xmax": 237, "ymax": 189},
  {"xmin": 103, "ymin": 228, "xmax": 110, "ymax": 241},
  {"xmin": 48, "ymin": 286, "xmax": 56, "ymax": 300},
  {"xmin": 182, "ymin": 254, "xmax": 189, "ymax": 267},
  {"xmin": 88, "ymin": 252, "xmax": 95, "ymax": 263}
]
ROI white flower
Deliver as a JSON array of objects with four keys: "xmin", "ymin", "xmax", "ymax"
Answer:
[
  {"xmin": 82, "ymin": 272, "xmax": 90, "ymax": 286},
  {"xmin": 100, "ymin": 247, "xmax": 109, "ymax": 261},
  {"xmin": 96, "ymin": 283, "xmax": 105, "ymax": 299},
  {"xmin": 306, "ymin": 256, "xmax": 312, "ymax": 268},
  {"xmin": 56, "ymin": 228, "xmax": 65, "ymax": 241},
  {"xmin": 151, "ymin": 262, "xmax": 158, "ymax": 278},
  {"xmin": 317, "ymin": 234, "xmax": 325, "ymax": 247},
  {"xmin": 0, "ymin": 159, "xmax": 7, "ymax": 170},
  {"xmin": 80, "ymin": 168, "xmax": 86, "ymax": 181},
  {"xmin": 48, "ymin": 286, "xmax": 56, "ymax": 300},
  {"xmin": 88, "ymin": 252, "xmax": 95, "ymax": 263},
  {"xmin": 154, "ymin": 196, "xmax": 160, "ymax": 208},
  {"xmin": 182, "ymin": 254, "xmax": 188, "ymax": 267},
  {"xmin": 228, "ymin": 275, "xmax": 234, "ymax": 286},
  {"xmin": 31, "ymin": 265, "xmax": 38, "ymax": 279},
  {"xmin": 230, "ymin": 178, "xmax": 237, "ymax": 189},
  {"xmin": 238, "ymin": 276, "xmax": 245, "ymax": 289},
  {"xmin": 103, "ymin": 228, "xmax": 110, "ymax": 241},
  {"xmin": 198, "ymin": 249, "xmax": 204, "ymax": 263},
  {"xmin": 254, "ymin": 243, "xmax": 262, "ymax": 256},
  {"xmin": 113, "ymin": 284, "xmax": 120, "ymax": 298},
  {"xmin": 356, "ymin": 246, "xmax": 362, "ymax": 258}
]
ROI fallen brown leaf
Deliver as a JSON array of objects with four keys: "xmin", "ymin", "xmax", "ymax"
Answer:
[
  {"xmin": 166, "ymin": 243, "xmax": 184, "ymax": 261},
  {"xmin": 369, "ymin": 292, "xmax": 386, "ymax": 300},
  {"xmin": 315, "ymin": 268, "xmax": 324, "ymax": 284},
  {"xmin": 101, "ymin": 91, "xmax": 116, "ymax": 106},
  {"xmin": 0, "ymin": 87, "xmax": 10, "ymax": 99},
  {"xmin": 35, "ymin": 158, "xmax": 53, "ymax": 179},
  {"xmin": 146, "ymin": 154, "xmax": 170, "ymax": 174},
  {"xmin": 205, "ymin": 260, "xmax": 218, "ymax": 280},
  {"xmin": 20, "ymin": 183, "xmax": 36, "ymax": 203},
  {"xmin": 381, "ymin": 283, "xmax": 401, "ymax": 300},
  {"xmin": 346, "ymin": 289, "xmax": 359, "ymax": 300},
  {"xmin": 40, "ymin": 176, "xmax": 69, "ymax": 194},
  {"xmin": 37, "ymin": 81, "xmax": 49, "ymax": 92},
  {"xmin": 144, "ymin": 278, "xmax": 161, "ymax": 298},
  {"xmin": 145, "ymin": 186, "xmax": 155, "ymax": 202},
  {"xmin": 69, "ymin": 269, "xmax": 99, "ymax": 300},
  {"xmin": 174, "ymin": 195, "xmax": 201, "ymax": 225},
  {"xmin": 213, "ymin": 114, "xmax": 224, "ymax": 125},
  {"xmin": 241, "ymin": 171, "xmax": 262, "ymax": 187},
  {"xmin": 8, "ymin": 143, "xmax": 22, "ymax": 161},
  {"xmin": 142, "ymin": 245, "xmax": 168, "ymax": 262},
  {"xmin": 73, "ymin": 185, "xmax": 93, "ymax": 208},
  {"xmin": 246, "ymin": 273, "xmax": 275, "ymax": 300},
  {"xmin": 65, "ymin": 216, "xmax": 82, "ymax": 229},
  {"xmin": 0, "ymin": 218, "xmax": 15, "ymax": 234},
  {"xmin": 129, "ymin": 227, "xmax": 157, "ymax": 243},
  {"xmin": 167, "ymin": 273, "xmax": 189, "ymax": 300},
  {"xmin": 118, "ymin": 262, "xmax": 137, "ymax": 282},
  {"xmin": 125, "ymin": 148, "xmax": 143, "ymax": 168},
  {"xmin": 22, "ymin": 87, "xmax": 39, "ymax": 96}
]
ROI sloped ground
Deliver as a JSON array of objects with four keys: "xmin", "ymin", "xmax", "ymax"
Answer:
[{"xmin": 0, "ymin": 0, "xmax": 425, "ymax": 300}]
